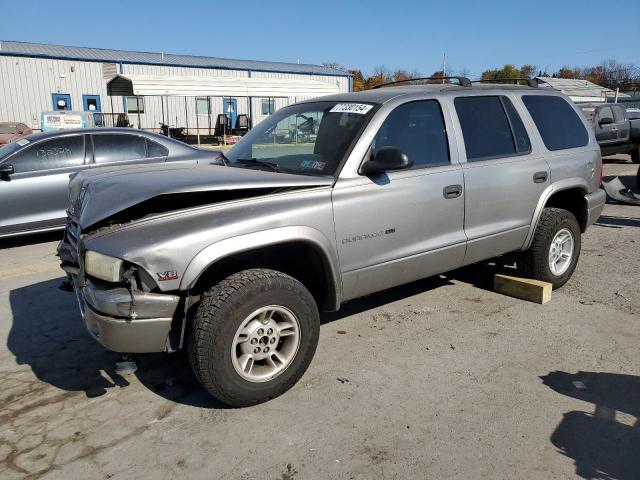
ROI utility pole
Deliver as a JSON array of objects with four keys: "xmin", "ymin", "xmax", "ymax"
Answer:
[{"xmin": 442, "ymin": 53, "xmax": 447, "ymax": 84}]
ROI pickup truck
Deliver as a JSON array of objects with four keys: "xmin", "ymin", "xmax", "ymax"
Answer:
[
  {"xmin": 59, "ymin": 79, "xmax": 605, "ymax": 407},
  {"xmin": 579, "ymin": 103, "xmax": 640, "ymax": 163}
]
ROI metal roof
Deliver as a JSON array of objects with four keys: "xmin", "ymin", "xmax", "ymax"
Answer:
[
  {"xmin": 0, "ymin": 40, "xmax": 349, "ymax": 77},
  {"xmin": 536, "ymin": 76, "xmax": 627, "ymax": 99}
]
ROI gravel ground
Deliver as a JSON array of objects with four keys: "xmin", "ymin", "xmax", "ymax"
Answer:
[{"xmin": 0, "ymin": 158, "xmax": 638, "ymax": 480}]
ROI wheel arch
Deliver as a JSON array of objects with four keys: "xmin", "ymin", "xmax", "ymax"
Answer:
[
  {"xmin": 523, "ymin": 179, "xmax": 589, "ymax": 250},
  {"xmin": 181, "ymin": 226, "xmax": 342, "ymax": 311}
]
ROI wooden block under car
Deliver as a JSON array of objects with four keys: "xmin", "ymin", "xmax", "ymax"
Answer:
[{"xmin": 493, "ymin": 274, "xmax": 552, "ymax": 304}]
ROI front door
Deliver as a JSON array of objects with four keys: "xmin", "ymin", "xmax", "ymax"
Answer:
[
  {"xmin": 0, "ymin": 135, "xmax": 89, "ymax": 235},
  {"xmin": 224, "ymin": 98, "xmax": 238, "ymax": 130},
  {"xmin": 52, "ymin": 93, "xmax": 72, "ymax": 111},
  {"xmin": 453, "ymin": 94, "xmax": 550, "ymax": 265},
  {"xmin": 333, "ymin": 100, "xmax": 467, "ymax": 301},
  {"xmin": 594, "ymin": 106, "xmax": 618, "ymax": 144}
]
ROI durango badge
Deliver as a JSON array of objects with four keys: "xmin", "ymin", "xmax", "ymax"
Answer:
[{"xmin": 157, "ymin": 271, "xmax": 179, "ymax": 281}]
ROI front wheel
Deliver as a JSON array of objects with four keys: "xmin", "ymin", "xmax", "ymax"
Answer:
[
  {"xmin": 517, "ymin": 208, "xmax": 581, "ymax": 289},
  {"xmin": 630, "ymin": 146, "xmax": 639, "ymax": 164},
  {"xmin": 188, "ymin": 268, "xmax": 320, "ymax": 407}
]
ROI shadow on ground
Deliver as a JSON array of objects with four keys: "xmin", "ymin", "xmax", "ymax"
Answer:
[
  {"xmin": 541, "ymin": 371, "xmax": 640, "ymax": 480},
  {"xmin": 8, "ymin": 274, "xmax": 453, "ymax": 408}
]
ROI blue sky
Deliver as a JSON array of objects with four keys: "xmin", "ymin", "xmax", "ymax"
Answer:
[{"xmin": 1, "ymin": 0, "xmax": 638, "ymax": 78}]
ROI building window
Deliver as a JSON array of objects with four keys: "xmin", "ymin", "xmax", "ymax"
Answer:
[
  {"xmin": 126, "ymin": 96, "xmax": 145, "ymax": 114},
  {"xmin": 196, "ymin": 97, "xmax": 210, "ymax": 116},
  {"xmin": 261, "ymin": 98, "xmax": 275, "ymax": 116}
]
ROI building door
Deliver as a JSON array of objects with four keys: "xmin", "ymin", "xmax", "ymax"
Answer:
[
  {"xmin": 52, "ymin": 93, "xmax": 72, "ymax": 111},
  {"xmin": 82, "ymin": 95, "xmax": 101, "ymax": 112},
  {"xmin": 224, "ymin": 98, "xmax": 238, "ymax": 130}
]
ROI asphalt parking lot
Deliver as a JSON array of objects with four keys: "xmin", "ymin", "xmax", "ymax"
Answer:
[{"xmin": 1, "ymin": 158, "xmax": 638, "ymax": 480}]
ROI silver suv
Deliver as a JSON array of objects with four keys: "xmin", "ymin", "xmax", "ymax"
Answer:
[{"xmin": 58, "ymin": 78, "xmax": 606, "ymax": 407}]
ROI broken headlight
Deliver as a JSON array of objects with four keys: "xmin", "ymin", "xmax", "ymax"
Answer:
[{"xmin": 84, "ymin": 250, "xmax": 123, "ymax": 283}]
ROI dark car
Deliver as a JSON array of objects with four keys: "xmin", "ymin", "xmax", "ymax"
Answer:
[{"xmin": 0, "ymin": 128, "xmax": 218, "ymax": 238}]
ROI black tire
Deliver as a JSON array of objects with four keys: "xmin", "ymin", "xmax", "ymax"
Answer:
[
  {"xmin": 631, "ymin": 146, "xmax": 640, "ymax": 164},
  {"xmin": 636, "ymin": 164, "xmax": 640, "ymax": 190},
  {"xmin": 517, "ymin": 208, "xmax": 581, "ymax": 289},
  {"xmin": 188, "ymin": 268, "xmax": 319, "ymax": 407}
]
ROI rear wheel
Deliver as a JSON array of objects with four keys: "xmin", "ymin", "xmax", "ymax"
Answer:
[
  {"xmin": 631, "ymin": 146, "xmax": 639, "ymax": 164},
  {"xmin": 188, "ymin": 268, "xmax": 320, "ymax": 407},
  {"xmin": 637, "ymin": 164, "xmax": 640, "ymax": 190},
  {"xmin": 517, "ymin": 208, "xmax": 581, "ymax": 289}
]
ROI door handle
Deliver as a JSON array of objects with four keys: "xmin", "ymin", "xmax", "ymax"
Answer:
[
  {"xmin": 443, "ymin": 184, "xmax": 463, "ymax": 199},
  {"xmin": 533, "ymin": 171, "xmax": 548, "ymax": 183}
]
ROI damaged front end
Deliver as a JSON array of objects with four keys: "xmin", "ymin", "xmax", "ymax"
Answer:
[{"xmin": 58, "ymin": 220, "xmax": 182, "ymax": 353}]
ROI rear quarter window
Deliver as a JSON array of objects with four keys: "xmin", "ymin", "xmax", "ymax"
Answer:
[{"xmin": 522, "ymin": 95, "xmax": 589, "ymax": 151}]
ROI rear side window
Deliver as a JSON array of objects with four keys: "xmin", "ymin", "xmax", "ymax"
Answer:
[
  {"xmin": 146, "ymin": 139, "xmax": 168, "ymax": 158},
  {"xmin": 454, "ymin": 96, "xmax": 529, "ymax": 161},
  {"xmin": 93, "ymin": 134, "xmax": 147, "ymax": 163},
  {"xmin": 372, "ymin": 100, "xmax": 449, "ymax": 168},
  {"xmin": 9, "ymin": 136, "xmax": 85, "ymax": 173},
  {"xmin": 522, "ymin": 96, "xmax": 589, "ymax": 151}
]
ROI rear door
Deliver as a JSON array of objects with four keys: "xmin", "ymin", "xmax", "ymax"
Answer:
[
  {"xmin": 90, "ymin": 133, "xmax": 168, "ymax": 167},
  {"xmin": 333, "ymin": 99, "xmax": 467, "ymax": 300},
  {"xmin": 0, "ymin": 135, "xmax": 89, "ymax": 235},
  {"xmin": 453, "ymin": 95, "xmax": 549, "ymax": 265}
]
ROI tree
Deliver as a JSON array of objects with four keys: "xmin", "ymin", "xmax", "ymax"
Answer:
[
  {"xmin": 520, "ymin": 64, "xmax": 537, "ymax": 79},
  {"xmin": 426, "ymin": 70, "xmax": 446, "ymax": 83},
  {"xmin": 348, "ymin": 69, "xmax": 366, "ymax": 92},
  {"xmin": 392, "ymin": 69, "xmax": 411, "ymax": 82},
  {"xmin": 365, "ymin": 66, "xmax": 392, "ymax": 89},
  {"xmin": 481, "ymin": 64, "xmax": 522, "ymax": 80}
]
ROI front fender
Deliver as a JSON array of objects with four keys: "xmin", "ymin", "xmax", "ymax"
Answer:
[{"xmin": 180, "ymin": 226, "xmax": 342, "ymax": 308}]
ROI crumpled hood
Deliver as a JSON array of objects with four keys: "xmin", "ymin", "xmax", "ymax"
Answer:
[{"xmin": 69, "ymin": 162, "xmax": 332, "ymax": 228}]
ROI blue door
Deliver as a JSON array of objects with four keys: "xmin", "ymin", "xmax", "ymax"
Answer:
[
  {"xmin": 82, "ymin": 95, "xmax": 101, "ymax": 112},
  {"xmin": 52, "ymin": 93, "xmax": 72, "ymax": 111},
  {"xmin": 223, "ymin": 98, "xmax": 238, "ymax": 129}
]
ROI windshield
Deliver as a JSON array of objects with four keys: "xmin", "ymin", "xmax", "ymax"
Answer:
[
  {"xmin": 0, "ymin": 125, "xmax": 18, "ymax": 134},
  {"xmin": 225, "ymin": 101, "xmax": 376, "ymax": 176}
]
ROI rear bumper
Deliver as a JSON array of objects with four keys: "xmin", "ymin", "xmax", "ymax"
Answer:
[
  {"xmin": 584, "ymin": 189, "xmax": 606, "ymax": 229},
  {"xmin": 73, "ymin": 278, "xmax": 179, "ymax": 353}
]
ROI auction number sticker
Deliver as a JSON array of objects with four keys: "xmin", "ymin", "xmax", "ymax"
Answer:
[{"xmin": 330, "ymin": 103, "xmax": 374, "ymax": 114}]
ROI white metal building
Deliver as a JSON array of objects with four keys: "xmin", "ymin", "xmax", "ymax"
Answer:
[
  {"xmin": 536, "ymin": 76, "xmax": 628, "ymax": 103},
  {"xmin": 0, "ymin": 40, "xmax": 351, "ymax": 135}
]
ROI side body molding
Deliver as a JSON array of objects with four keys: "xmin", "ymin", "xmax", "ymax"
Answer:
[
  {"xmin": 522, "ymin": 177, "xmax": 589, "ymax": 250},
  {"xmin": 180, "ymin": 226, "xmax": 343, "ymax": 309}
]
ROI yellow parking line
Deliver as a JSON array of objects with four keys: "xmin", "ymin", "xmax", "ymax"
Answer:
[{"xmin": 0, "ymin": 261, "xmax": 61, "ymax": 279}]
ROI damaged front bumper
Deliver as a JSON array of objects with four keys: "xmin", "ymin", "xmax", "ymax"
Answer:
[{"xmin": 61, "ymin": 265, "xmax": 180, "ymax": 354}]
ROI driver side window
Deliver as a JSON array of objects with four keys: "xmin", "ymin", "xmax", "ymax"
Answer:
[{"xmin": 372, "ymin": 100, "xmax": 450, "ymax": 169}]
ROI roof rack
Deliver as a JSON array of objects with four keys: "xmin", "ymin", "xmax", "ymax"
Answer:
[
  {"xmin": 373, "ymin": 76, "xmax": 472, "ymax": 89},
  {"xmin": 473, "ymin": 78, "xmax": 539, "ymax": 88}
]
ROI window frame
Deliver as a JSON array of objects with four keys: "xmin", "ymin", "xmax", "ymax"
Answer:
[
  {"xmin": 454, "ymin": 95, "xmax": 532, "ymax": 163},
  {"xmin": 195, "ymin": 97, "xmax": 211, "ymax": 116},
  {"xmin": 125, "ymin": 96, "xmax": 145, "ymax": 115},
  {"xmin": 261, "ymin": 98, "xmax": 276, "ymax": 116},
  {"xmin": 4, "ymin": 134, "xmax": 88, "ymax": 174},
  {"xmin": 365, "ymin": 99, "xmax": 451, "ymax": 172}
]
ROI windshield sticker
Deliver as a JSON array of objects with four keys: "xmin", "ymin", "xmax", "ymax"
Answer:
[
  {"xmin": 330, "ymin": 103, "xmax": 374, "ymax": 115},
  {"xmin": 16, "ymin": 139, "xmax": 30, "ymax": 146},
  {"xmin": 301, "ymin": 160, "xmax": 326, "ymax": 171}
]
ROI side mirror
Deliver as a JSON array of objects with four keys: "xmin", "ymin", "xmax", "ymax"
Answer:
[
  {"xmin": 0, "ymin": 164, "xmax": 14, "ymax": 175},
  {"xmin": 598, "ymin": 117, "xmax": 614, "ymax": 125},
  {"xmin": 360, "ymin": 146, "xmax": 412, "ymax": 176}
]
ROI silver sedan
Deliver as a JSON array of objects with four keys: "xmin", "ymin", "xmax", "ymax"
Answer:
[{"xmin": 0, "ymin": 128, "xmax": 219, "ymax": 238}]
